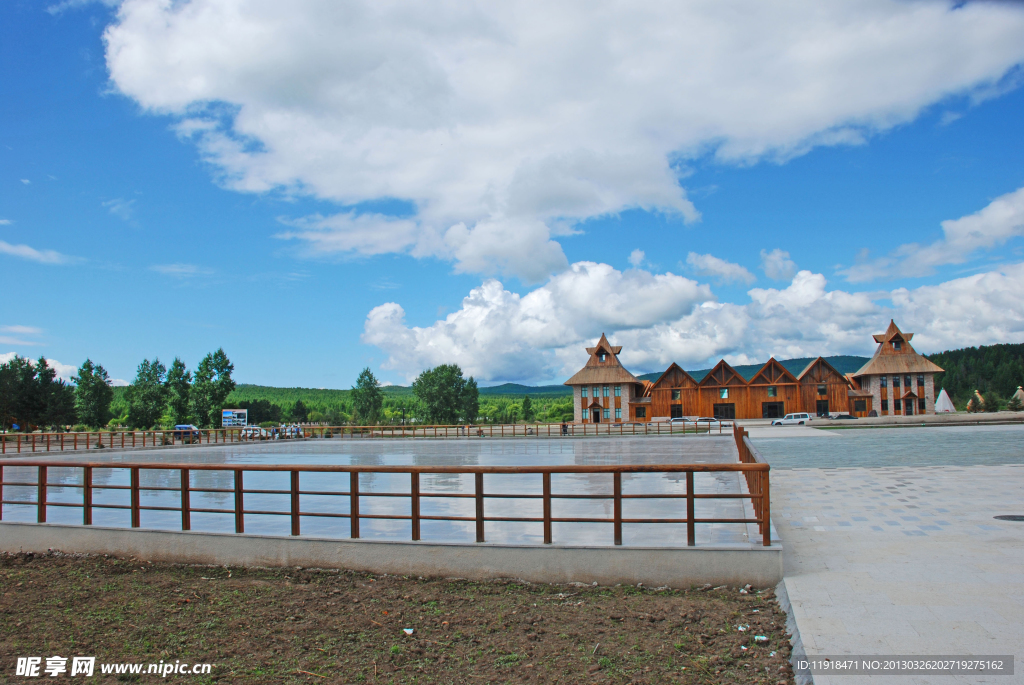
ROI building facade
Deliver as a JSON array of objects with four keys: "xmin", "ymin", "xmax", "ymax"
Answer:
[
  {"xmin": 848, "ymin": 320, "xmax": 942, "ymax": 417},
  {"xmin": 564, "ymin": 321, "xmax": 943, "ymax": 422}
]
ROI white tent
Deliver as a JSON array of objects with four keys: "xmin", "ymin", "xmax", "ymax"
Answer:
[
  {"xmin": 934, "ymin": 388, "xmax": 956, "ymax": 413},
  {"xmin": 1014, "ymin": 386, "xmax": 1024, "ymax": 404}
]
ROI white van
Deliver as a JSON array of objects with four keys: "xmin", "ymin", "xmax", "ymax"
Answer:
[{"xmin": 771, "ymin": 413, "xmax": 812, "ymax": 426}]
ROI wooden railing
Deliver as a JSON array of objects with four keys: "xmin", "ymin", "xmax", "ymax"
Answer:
[
  {"xmin": 0, "ymin": 460, "xmax": 771, "ymax": 547},
  {"xmin": 0, "ymin": 420, "xmax": 732, "ymax": 454},
  {"xmin": 734, "ymin": 424, "xmax": 771, "ymax": 544}
]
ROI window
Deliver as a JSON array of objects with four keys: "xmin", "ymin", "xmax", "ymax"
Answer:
[
  {"xmin": 767, "ymin": 386, "xmax": 777, "ymax": 397},
  {"xmin": 917, "ymin": 375, "xmax": 925, "ymax": 387},
  {"xmin": 892, "ymin": 376, "xmax": 900, "ymax": 388},
  {"xmin": 593, "ymin": 387, "xmax": 599, "ymax": 398},
  {"xmin": 615, "ymin": 408, "xmax": 622, "ymax": 419},
  {"xmin": 904, "ymin": 375, "xmax": 912, "ymax": 388},
  {"xmin": 854, "ymin": 399, "xmax": 867, "ymax": 412},
  {"xmin": 880, "ymin": 376, "xmax": 888, "ymax": 388},
  {"xmin": 670, "ymin": 405, "xmax": 683, "ymax": 418},
  {"xmin": 719, "ymin": 388, "xmax": 729, "ymax": 399},
  {"xmin": 894, "ymin": 399, "xmax": 902, "ymax": 410},
  {"xmin": 671, "ymin": 389, "xmax": 681, "ymax": 400},
  {"xmin": 614, "ymin": 385, "xmax": 621, "ymax": 397},
  {"xmin": 603, "ymin": 409, "xmax": 610, "ymax": 419},
  {"xmin": 817, "ymin": 384, "xmax": 827, "ymax": 396},
  {"xmin": 893, "ymin": 341, "xmax": 901, "ymax": 350},
  {"xmin": 881, "ymin": 400, "xmax": 888, "ymax": 411},
  {"xmin": 635, "ymin": 407, "xmax": 646, "ymax": 419},
  {"xmin": 599, "ymin": 352, "xmax": 607, "ymax": 362},
  {"xmin": 918, "ymin": 398, "xmax": 926, "ymax": 411},
  {"xmin": 581, "ymin": 387, "xmax": 587, "ymax": 398},
  {"xmin": 602, "ymin": 386, "xmax": 609, "ymax": 397}
]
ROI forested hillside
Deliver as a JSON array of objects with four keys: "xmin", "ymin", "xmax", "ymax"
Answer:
[{"xmin": 928, "ymin": 343, "xmax": 1024, "ymax": 407}]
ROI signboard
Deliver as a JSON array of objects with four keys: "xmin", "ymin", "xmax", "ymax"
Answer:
[{"xmin": 221, "ymin": 409, "xmax": 248, "ymax": 427}]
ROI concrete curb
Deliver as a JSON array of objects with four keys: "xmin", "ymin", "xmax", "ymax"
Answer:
[
  {"xmin": 776, "ymin": 578, "xmax": 813, "ymax": 685},
  {"xmin": 0, "ymin": 521, "xmax": 783, "ymax": 587}
]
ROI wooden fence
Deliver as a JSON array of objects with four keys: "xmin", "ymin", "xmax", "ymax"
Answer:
[
  {"xmin": 0, "ymin": 420, "xmax": 731, "ymax": 455},
  {"xmin": 0, "ymin": 459, "xmax": 771, "ymax": 547}
]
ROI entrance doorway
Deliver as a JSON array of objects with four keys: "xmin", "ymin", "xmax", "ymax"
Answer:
[
  {"xmin": 591, "ymin": 408, "xmax": 601, "ymax": 423},
  {"xmin": 815, "ymin": 400, "xmax": 830, "ymax": 417},
  {"xmin": 904, "ymin": 400, "xmax": 913, "ymax": 416},
  {"xmin": 713, "ymin": 403, "xmax": 736, "ymax": 420},
  {"xmin": 670, "ymin": 405, "xmax": 683, "ymax": 419},
  {"xmin": 762, "ymin": 402, "xmax": 785, "ymax": 419}
]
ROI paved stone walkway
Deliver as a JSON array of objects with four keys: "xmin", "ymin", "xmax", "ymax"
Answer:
[{"xmin": 773, "ymin": 465, "xmax": 1024, "ymax": 684}]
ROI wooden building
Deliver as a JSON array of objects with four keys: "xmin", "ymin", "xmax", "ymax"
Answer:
[
  {"xmin": 565, "ymin": 320, "xmax": 943, "ymax": 423},
  {"xmin": 848, "ymin": 320, "xmax": 943, "ymax": 417}
]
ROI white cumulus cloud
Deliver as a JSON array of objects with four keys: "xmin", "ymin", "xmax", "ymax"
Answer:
[
  {"xmin": 363, "ymin": 262, "xmax": 1024, "ymax": 383},
  {"xmin": 760, "ymin": 249, "xmax": 797, "ymax": 281},
  {"xmin": 841, "ymin": 185, "xmax": 1024, "ymax": 282},
  {"xmin": 103, "ymin": 0, "xmax": 1024, "ymax": 280},
  {"xmin": 686, "ymin": 252, "xmax": 756, "ymax": 285},
  {"xmin": 0, "ymin": 240, "xmax": 76, "ymax": 265}
]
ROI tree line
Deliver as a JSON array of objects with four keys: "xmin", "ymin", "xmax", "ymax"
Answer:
[
  {"xmin": 929, "ymin": 342, "xmax": 1024, "ymax": 410},
  {"xmin": 0, "ymin": 349, "xmax": 235, "ymax": 431}
]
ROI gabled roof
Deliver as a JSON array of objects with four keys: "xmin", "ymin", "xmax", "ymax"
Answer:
[
  {"xmin": 649, "ymin": 362, "xmax": 697, "ymax": 390},
  {"xmin": 564, "ymin": 333, "xmax": 640, "ymax": 386},
  {"xmin": 748, "ymin": 358, "xmax": 799, "ymax": 385},
  {"xmin": 855, "ymin": 320, "xmax": 944, "ymax": 376},
  {"xmin": 698, "ymin": 359, "xmax": 747, "ymax": 387},
  {"xmin": 798, "ymin": 357, "xmax": 851, "ymax": 386}
]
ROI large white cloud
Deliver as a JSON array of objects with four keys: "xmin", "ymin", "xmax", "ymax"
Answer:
[
  {"xmin": 104, "ymin": 0, "xmax": 1024, "ymax": 279},
  {"xmin": 842, "ymin": 185, "xmax": 1024, "ymax": 282},
  {"xmin": 364, "ymin": 262, "xmax": 1024, "ymax": 383}
]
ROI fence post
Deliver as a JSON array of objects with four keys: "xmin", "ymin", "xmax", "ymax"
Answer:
[
  {"xmin": 17, "ymin": 434, "xmax": 21, "ymax": 454},
  {"xmin": 761, "ymin": 470, "xmax": 771, "ymax": 547},
  {"xmin": 543, "ymin": 472, "xmax": 552, "ymax": 544},
  {"xmin": 37, "ymin": 466, "xmax": 46, "ymax": 523},
  {"xmin": 475, "ymin": 473, "xmax": 485, "ymax": 543},
  {"xmin": 233, "ymin": 470, "xmax": 244, "ymax": 533},
  {"xmin": 130, "ymin": 467, "xmax": 140, "ymax": 528},
  {"xmin": 613, "ymin": 472, "xmax": 622, "ymax": 546},
  {"xmin": 290, "ymin": 470, "xmax": 300, "ymax": 536},
  {"xmin": 83, "ymin": 467, "xmax": 92, "ymax": 525},
  {"xmin": 350, "ymin": 472, "xmax": 360, "ymax": 539},
  {"xmin": 0, "ymin": 465, "xmax": 3, "ymax": 519},
  {"xmin": 411, "ymin": 472, "xmax": 420, "ymax": 541},
  {"xmin": 686, "ymin": 471, "xmax": 695, "ymax": 546},
  {"xmin": 181, "ymin": 469, "xmax": 191, "ymax": 531}
]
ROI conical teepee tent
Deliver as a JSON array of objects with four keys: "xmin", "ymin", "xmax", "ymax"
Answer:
[
  {"xmin": 1013, "ymin": 386, "xmax": 1024, "ymax": 404},
  {"xmin": 934, "ymin": 388, "xmax": 955, "ymax": 413}
]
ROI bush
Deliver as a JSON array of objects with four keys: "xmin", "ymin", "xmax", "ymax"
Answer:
[
  {"xmin": 1007, "ymin": 396, "xmax": 1023, "ymax": 412},
  {"xmin": 982, "ymin": 391, "xmax": 1001, "ymax": 412},
  {"xmin": 71, "ymin": 424, "xmax": 89, "ymax": 432}
]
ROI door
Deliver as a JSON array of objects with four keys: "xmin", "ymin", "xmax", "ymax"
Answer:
[
  {"xmin": 713, "ymin": 403, "xmax": 736, "ymax": 420},
  {"xmin": 816, "ymin": 400, "xmax": 830, "ymax": 417},
  {"xmin": 670, "ymin": 405, "xmax": 683, "ymax": 419},
  {"xmin": 592, "ymin": 408, "xmax": 601, "ymax": 423},
  {"xmin": 904, "ymin": 401, "xmax": 913, "ymax": 416},
  {"xmin": 762, "ymin": 402, "xmax": 785, "ymax": 419}
]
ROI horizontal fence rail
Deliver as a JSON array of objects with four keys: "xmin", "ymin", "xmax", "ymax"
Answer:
[
  {"xmin": 0, "ymin": 420, "xmax": 733, "ymax": 455},
  {"xmin": 0, "ymin": 460, "xmax": 771, "ymax": 547}
]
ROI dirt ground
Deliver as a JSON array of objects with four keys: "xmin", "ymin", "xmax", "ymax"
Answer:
[{"xmin": 0, "ymin": 552, "xmax": 794, "ymax": 684}]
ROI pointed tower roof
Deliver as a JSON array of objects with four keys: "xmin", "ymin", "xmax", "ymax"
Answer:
[
  {"xmin": 564, "ymin": 333, "xmax": 640, "ymax": 386},
  {"xmin": 854, "ymin": 320, "xmax": 943, "ymax": 376}
]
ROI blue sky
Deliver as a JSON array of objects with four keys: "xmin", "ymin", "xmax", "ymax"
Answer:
[{"xmin": 3, "ymin": 0, "xmax": 1024, "ymax": 388}]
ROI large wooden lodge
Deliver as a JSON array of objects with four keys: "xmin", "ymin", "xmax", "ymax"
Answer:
[{"xmin": 565, "ymin": 321, "xmax": 943, "ymax": 423}]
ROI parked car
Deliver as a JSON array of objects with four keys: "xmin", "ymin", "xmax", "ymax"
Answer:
[
  {"xmin": 771, "ymin": 413, "xmax": 812, "ymax": 426},
  {"xmin": 172, "ymin": 424, "xmax": 202, "ymax": 443},
  {"xmin": 241, "ymin": 426, "xmax": 267, "ymax": 440},
  {"xmin": 695, "ymin": 417, "xmax": 733, "ymax": 427},
  {"xmin": 667, "ymin": 417, "xmax": 689, "ymax": 424},
  {"xmin": 830, "ymin": 414, "xmax": 858, "ymax": 420}
]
